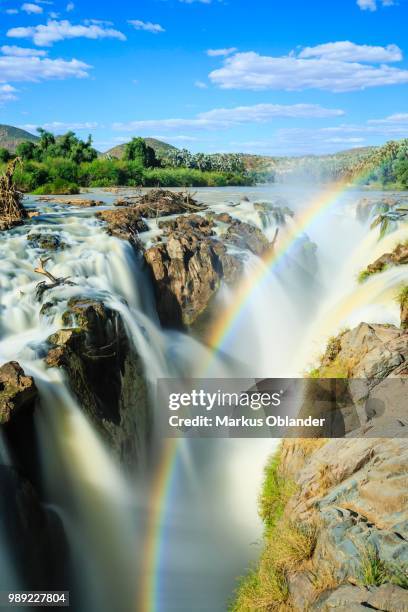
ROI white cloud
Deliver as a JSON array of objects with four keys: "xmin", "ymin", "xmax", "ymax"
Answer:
[
  {"xmin": 179, "ymin": 0, "xmax": 212, "ymax": 3},
  {"xmin": 21, "ymin": 3, "xmax": 43, "ymax": 14},
  {"xmin": 194, "ymin": 80, "xmax": 208, "ymax": 88},
  {"xmin": 5, "ymin": 8, "xmax": 19, "ymax": 14},
  {"xmin": 20, "ymin": 121, "xmax": 98, "ymax": 132},
  {"xmin": 7, "ymin": 19, "xmax": 126, "ymax": 46},
  {"xmin": 368, "ymin": 112, "xmax": 408, "ymax": 124},
  {"xmin": 49, "ymin": 12, "xmax": 59, "ymax": 18},
  {"xmin": 209, "ymin": 49, "xmax": 408, "ymax": 92},
  {"xmin": 128, "ymin": 20, "xmax": 165, "ymax": 34},
  {"xmin": 1, "ymin": 45, "xmax": 48, "ymax": 56},
  {"xmin": 299, "ymin": 41, "xmax": 402, "ymax": 63},
  {"xmin": 357, "ymin": 0, "xmax": 395, "ymax": 9},
  {"xmin": 207, "ymin": 47, "xmax": 237, "ymax": 57},
  {"xmin": 66, "ymin": 2, "xmax": 74, "ymax": 11},
  {"xmin": 113, "ymin": 103, "xmax": 345, "ymax": 132},
  {"xmin": 357, "ymin": 0, "xmax": 377, "ymax": 10},
  {"xmin": 0, "ymin": 83, "xmax": 18, "ymax": 103},
  {"xmin": 0, "ymin": 54, "xmax": 90, "ymax": 82}
]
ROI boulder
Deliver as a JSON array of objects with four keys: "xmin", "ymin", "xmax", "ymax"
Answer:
[
  {"xmin": 96, "ymin": 208, "xmax": 149, "ymax": 240},
  {"xmin": 222, "ymin": 217, "xmax": 270, "ymax": 256},
  {"xmin": 360, "ymin": 242, "xmax": 408, "ymax": 280},
  {"xmin": 144, "ymin": 215, "xmax": 243, "ymax": 327},
  {"xmin": 0, "ymin": 361, "xmax": 37, "ymax": 426},
  {"xmin": 27, "ymin": 232, "xmax": 66, "ymax": 251}
]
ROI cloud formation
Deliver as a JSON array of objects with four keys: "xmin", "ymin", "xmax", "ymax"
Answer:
[
  {"xmin": 0, "ymin": 54, "xmax": 90, "ymax": 82},
  {"xmin": 7, "ymin": 19, "xmax": 126, "ymax": 46},
  {"xmin": 298, "ymin": 41, "xmax": 402, "ymax": 63},
  {"xmin": 113, "ymin": 103, "xmax": 344, "ymax": 132},
  {"xmin": 209, "ymin": 45, "xmax": 408, "ymax": 92},
  {"xmin": 21, "ymin": 3, "xmax": 43, "ymax": 14},
  {"xmin": 1, "ymin": 45, "xmax": 48, "ymax": 56},
  {"xmin": 20, "ymin": 121, "xmax": 98, "ymax": 132},
  {"xmin": 0, "ymin": 83, "xmax": 18, "ymax": 103},
  {"xmin": 128, "ymin": 20, "xmax": 165, "ymax": 34},
  {"xmin": 207, "ymin": 47, "xmax": 237, "ymax": 57},
  {"xmin": 357, "ymin": 0, "xmax": 394, "ymax": 10}
]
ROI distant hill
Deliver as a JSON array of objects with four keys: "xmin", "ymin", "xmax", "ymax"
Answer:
[
  {"xmin": 104, "ymin": 138, "xmax": 178, "ymax": 159},
  {"xmin": 0, "ymin": 124, "xmax": 39, "ymax": 152}
]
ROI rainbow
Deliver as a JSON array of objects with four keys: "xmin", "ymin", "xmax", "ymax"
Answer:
[{"xmin": 139, "ymin": 171, "xmax": 375, "ymax": 612}]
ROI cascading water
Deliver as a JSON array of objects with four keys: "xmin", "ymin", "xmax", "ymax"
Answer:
[{"xmin": 0, "ymin": 185, "xmax": 406, "ymax": 611}]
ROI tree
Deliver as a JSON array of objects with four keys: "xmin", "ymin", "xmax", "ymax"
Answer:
[
  {"xmin": 0, "ymin": 148, "xmax": 11, "ymax": 163},
  {"xmin": 124, "ymin": 137, "xmax": 157, "ymax": 167},
  {"xmin": 15, "ymin": 140, "xmax": 36, "ymax": 160}
]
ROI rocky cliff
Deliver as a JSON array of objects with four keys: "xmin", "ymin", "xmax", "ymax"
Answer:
[{"xmin": 233, "ymin": 310, "xmax": 408, "ymax": 611}]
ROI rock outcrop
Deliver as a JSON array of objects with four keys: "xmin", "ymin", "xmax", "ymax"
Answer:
[
  {"xmin": 234, "ymin": 321, "xmax": 408, "ymax": 611},
  {"xmin": 359, "ymin": 242, "xmax": 408, "ymax": 281},
  {"xmin": 45, "ymin": 297, "xmax": 150, "ymax": 464},
  {"xmin": 144, "ymin": 215, "xmax": 243, "ymax": 327},
  {"xmin": 37, "ymin": 197, "xmax": 103, "ymax": 207},
  {"xmin": 96, "ymin": 208, "xmax": 149, "ymax": 240},
  {"xmin": 27, "ymin": 232, "xmax": 66, "ymax": 251},
  {"xmin": 0, "ymin": 361, "xmax": 68, "ymax": 590},
  {"xmin": 0, "ymin": 361, "xmax": 37, "ymax": 426}
]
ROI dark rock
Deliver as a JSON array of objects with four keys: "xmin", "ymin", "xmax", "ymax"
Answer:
[
  {"xmin": 45, "ymin": 297, "xmax": 150, "ymax": 464},
  {"xmin": 96, "ymin": 208, "xmax": 149, "ymax": 241},
  {"xmin": 0, "ymin": 465, "xmax": 69, "ymax": 590},
  {"xmin": 158, "ymin": 214, "xmax": 215, "ymax": 236},
  {"xmin": 362, "ymin": 242, "xmax": 408, "ymax": 277},
  {"xmin": 222, "ymin": 217, "xmax": 270, "ymax": 256},
  {"xmin": 144, "ymin": 220, "xmax": 243, "ymax": 327},
  {"xmin": 0, "ymin": 362, "xmax": 37, "ymax": 426},
  {"xmin": 27, "ymin": 232, "xmax": 66, "ymax": 251}
]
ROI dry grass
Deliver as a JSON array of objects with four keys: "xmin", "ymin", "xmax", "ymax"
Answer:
[{"xmin": 232, "ymin": 450, "xmax": 319, "ymax": 611}]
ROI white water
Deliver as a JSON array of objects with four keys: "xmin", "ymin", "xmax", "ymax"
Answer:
[{"xmin": 0, "ymin": 185, "xmax": 406, "ymax": 611}]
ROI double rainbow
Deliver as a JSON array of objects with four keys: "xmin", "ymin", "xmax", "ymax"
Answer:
[{"xmin": 139, "ymin": 173, "xmax": 376, "ymax": 612}]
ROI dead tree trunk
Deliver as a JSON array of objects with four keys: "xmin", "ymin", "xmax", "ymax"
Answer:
[{"xmin": 0, "ymin": 158, "xmax": 26, "ymax": 230}]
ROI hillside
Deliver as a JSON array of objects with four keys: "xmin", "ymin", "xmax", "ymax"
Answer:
[
  {"xmin": 0, "ymin": 124, "xmax": 38, "ymax": 153},
  {"xmin": 104, "ymin": 138, "xmax": 178, "ymax": 159}
]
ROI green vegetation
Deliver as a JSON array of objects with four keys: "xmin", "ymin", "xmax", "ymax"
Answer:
[
  {"xmin": 358, "ymin": 545, "xmax": 408, "ymax": 589},
  {"xmin": 0, "ymin": 130, "xmax": 254, "ymax": 192},
  {"xmin": 353, "ymin": 139, "xmax": 408, "ymax": 189},
  {"xmin": 397, "ymin": 284, "xmax": 408, "ymax": 306},
  {"xmin": 231, "ymin": 450, "xmax": 317, "ymax": 611}
]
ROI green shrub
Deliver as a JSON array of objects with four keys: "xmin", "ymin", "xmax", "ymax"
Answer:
[{"xmin": 33, "ymin": 179, "xmax": 80, "ymax": 195}]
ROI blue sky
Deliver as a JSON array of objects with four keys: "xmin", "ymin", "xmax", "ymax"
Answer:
[{"xmin": 0, "ymin": 0, "xmax": 407, "ymax": 155}]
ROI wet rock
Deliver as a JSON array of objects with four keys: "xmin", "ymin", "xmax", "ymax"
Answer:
[
  {"xmin": 46, "ymin": 297, "xmax": 150, "ymax": 464},
  {"xmin": 222, "ymin": 217, "xmax": 270, "ymax": 256},
  {"xmin": 0, "ymin": 362, "xmax": 37, "ymax": 426},
  {"xmin": 211, "ymin": 212, "xmax": 234, "ymax": 224},
  {"xmin": 27, "ymin": 232, "xmax": 66, "ymax": 251},
  {"xmin": 0, "ymin": 465, "xmax": 69, "ymax": 590},
  {"xmin": 144, "ymin": 219, "xmax": 243, "ymax": 327},
  {"xmin": 158, "ymin": 213, "xmax": 215, "ymax": 236},
  {"xmin": 360, "ymin": 242, "xmax": 408, "ymax": 280},
  {"xmin": 132, "ymin": 188, "xmax": 206, "ymax": 218},
  {"xmin": 37, "ymin": 197, "xmax": 103, "ymax": 207},
  {"xmin": 254, "ymin": 201, "xmax": 294, "ymax": 229},
  {"xmin": 96, "ymin": 208, "xmax": 149, "ymax": 240}
]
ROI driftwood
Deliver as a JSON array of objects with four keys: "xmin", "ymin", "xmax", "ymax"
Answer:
[
  {"xmin": 0, "ymin": 158, "xmax": 26, "ymax": 229},
  {"xmin": 34, "ymin": 257, "xmax": 76, "ymax": 299}
]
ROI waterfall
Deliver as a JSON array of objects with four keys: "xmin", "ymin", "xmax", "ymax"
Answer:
[{"xmin": 0, "ymin": 186, "xmax": 406, "ymax": 611}]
